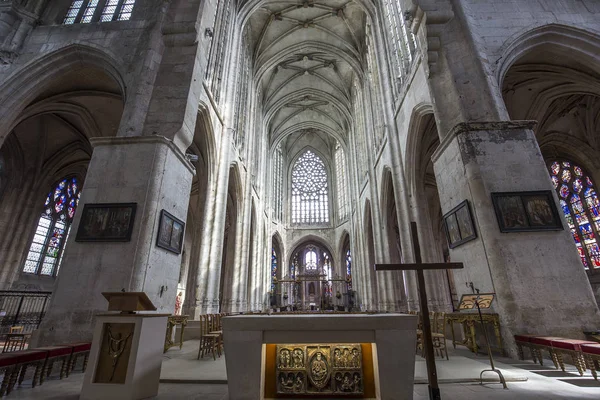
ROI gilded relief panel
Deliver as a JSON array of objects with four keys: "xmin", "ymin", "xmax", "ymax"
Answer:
[{"xmin": 276, "ymin": 344, "xmax": 363, "ymax": 395}]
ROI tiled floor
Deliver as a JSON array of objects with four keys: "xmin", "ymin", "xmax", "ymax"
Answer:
[{"xmin": 6, "ymin": 341, "xmax": 600, "ymax": 399}]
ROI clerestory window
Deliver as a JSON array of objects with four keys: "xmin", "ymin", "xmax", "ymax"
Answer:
[{"xmin": 63, "ymin": 0, "xmax": 135, "ymax": 24}]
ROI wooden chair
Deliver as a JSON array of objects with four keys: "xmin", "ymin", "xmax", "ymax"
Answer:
[
  {"xmin": 432, "ymin": 312, "xmax": 449, "ymax": 360},
  {"xmin": 2, "ymin": 335, "xmax": 26, "ymax": 353},
  {"xmin": 197, "ymin": 315, "xmax": 222, "ymax": 361}
]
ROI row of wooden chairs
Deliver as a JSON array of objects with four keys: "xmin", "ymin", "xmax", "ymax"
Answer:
[
  {"xmin": 197, "ymin": 314, "xmax": 226, "ymax": 361},
  {"xmin": 0, "ymin": 342, "xmax": 90, "ymax": 397},
  {"xmin": 515, "ymin": 335, "xmax": 600, "ymax": 379},
  {"xmin": 411, "ymin": 311, "xmax": 449, "ymax": 360}
]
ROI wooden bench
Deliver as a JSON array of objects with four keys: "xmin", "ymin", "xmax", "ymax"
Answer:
[{"xmin": 582, "ymin": 343, "xmax": 600, "ymax": 380}]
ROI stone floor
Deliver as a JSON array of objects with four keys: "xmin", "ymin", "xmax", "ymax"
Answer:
[{"xmin": 5, "ymin": 340, "xmax": 600, "ymax": 399}]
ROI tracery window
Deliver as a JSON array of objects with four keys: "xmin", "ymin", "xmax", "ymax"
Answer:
[
  {"xmin": 323, "ymin": 252, "xmax": 332, "ymax": 297},
  {"xmin": 549, "ymin": 161, "xmax": 600, "ymax": 269},
  {"xmin": 23, "ymin": 177, "xmax": 81, "ymax": 276},
  {"xmin": 271, "ymin": 248, "xmax": 278, "ymax": 291},
  {"xmin": 291, "ymin": 150, "xmax": 329, "ymax": 224},
  {"xmin": 382, "ymin": 0, "xmax": 416, "ymax": 88},
  {"xmin": 335, "ymin": 143, "xmax": 348, "ymax": 220},
  {"xmin": 272, "ymin": 145, "xmax": 283, "ymax": 221},
  {"xmin": 233, "ymin": 30, "xmax": 252, "ymax": 154},
  {"xmin": 365, "ymin": 30, "xmax": 386, "ymax": 150},
  {"xmin": 345, "ymin": 249, "xmax": 352, "ymax": 290},
  {"xmin": 352, "ymin": 82, "xmax": 368, "ymax": 181},
  {"xmin": 63, "ymin": 0, "xmax": 135, "ymax": 24},
  {"xmin": 305, "ymin": 248, "xmax": 317, "ymax": 270},
  {"xmin": 205, "ymin": 0, "xmax": 234, "ymax": 104}
]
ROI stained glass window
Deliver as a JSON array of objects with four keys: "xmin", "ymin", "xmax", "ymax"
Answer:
[
  {"xmin": 305, "ymin": 248, "xmax": 317, "ymax": 270},
  {"xmin": 233, "ymin": 30, "xmax": 251, "ymax": 155},
  {"xmin": 23, "ymin": 177, "xmax": 81, "ymax": 276},
  {"xmin": 272, "ymin": 145, "xmax": 283, "ymax": 221},
  {"xmin": 291, "ymin": 150, "xmax": 329, "ymax": 224},
  {"xmin": 80, "ymin": 0, "xmax": 99, "ymax": 23},
  {"xmin": 63, "ymin": 0, "xmax": 85, "ymax": 24},
  {"xmin": 335, "ymin": 144, "xmax": 348, "ymax": 221},
  {"xmin": 101, "ymin": 0, "xmax": 119, "ymax": 21},
  {"xmin": 63, "ymin": 0, "xmax": 135, "ymax": 24},
  {"xmin": 323, "ymin": 252, "xmax": 332, "ymax": 297},
  {"xmin": 271, "ymin": 248, "xmax": 278, "ymax": 291},
  {"xmin": 549, "ymin": 161, "xmax": 600, "ymax": 269},
  {"xmin": 345, "ymin": 249, "xmax": 352, "ymax": 290},
  {"xmin": 205, "ymin": 0, "xmax": 233, "ymax": 104},
  {"xmin": 382, "ymin": 0, "xmax": 417, "ymax": 89},
  {"xmin": 117, "ymin": 0, "xmax": 136, "ymax": 21}
]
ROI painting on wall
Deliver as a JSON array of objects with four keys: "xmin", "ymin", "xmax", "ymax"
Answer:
[
  {"xmin": 156, "ymin": 210, "xmax": 185, "ymax": 254},
  {"xmin": 491, "ymin": 191, "xmax": 562, "ymax": 232},
  {"xmin": 75, "ymin": 203, "xmax": 137, "ymax": 242},
  {"xmin": 443, "ymin": 200, "xmax": 477, "ymax": 249}
]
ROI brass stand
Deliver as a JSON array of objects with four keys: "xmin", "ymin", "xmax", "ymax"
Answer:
[{"xmin": 475, "ymin": 296, "xmax": 507, "ymax": 389}]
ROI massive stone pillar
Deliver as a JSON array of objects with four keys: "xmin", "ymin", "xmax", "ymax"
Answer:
[
  {"xmin": 422, "ymin": 1, "xmax": 600, "ymax": 354},
  {"xmin": 36, "ymin": 136, "xmax": 194, "ymax": 345},
  {"xmin": 432, "ymin": 122, "xmax": 600, "ymax": 348}
]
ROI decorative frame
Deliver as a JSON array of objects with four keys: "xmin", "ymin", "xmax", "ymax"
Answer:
[
  {"xmin": 156, "ymin": 210, "xmax": 185, "ymax": 254},
  {"xmin": 75, "ymin": 203, "xmax": 137, "ymax": 242},
  {"xmin": 443, "ymin": 200, "xmax": 477, "ymax": 249},
  {"xmin": 491, "ymin": 191, "xmax": 563, "ymax": 232}
]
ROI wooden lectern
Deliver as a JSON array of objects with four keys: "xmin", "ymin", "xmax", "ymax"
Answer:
[
  {"xmin": 102, "ymin": 292, "xmax": 157, "ymax": 313},
  {"xmin": 80, "ymin": 292, "xmax": 170, "ymax": 400}
]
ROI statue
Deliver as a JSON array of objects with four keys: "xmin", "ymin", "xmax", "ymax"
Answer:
[{"xmin": 174, "ymin": 292, "xmax": 182, "ymax": 315}]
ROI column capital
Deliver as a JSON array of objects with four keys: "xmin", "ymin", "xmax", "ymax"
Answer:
[
  {"xmin": 90, "ymin": 135, "xmax": 196, "ymax": 175},
  {"xmin": 432, "ymin": 120, "xmax": 538, "ymax": 163}
]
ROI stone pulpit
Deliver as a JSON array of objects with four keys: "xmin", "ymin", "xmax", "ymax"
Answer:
[
  {"xmin": 222, "ymin": 313, "xmax": 418, "ymax": 400},
  {"xmin": 80, "ymin": 292, "xmax": 170, "ymax": 400}
]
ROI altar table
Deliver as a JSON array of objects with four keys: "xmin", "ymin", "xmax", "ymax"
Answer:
[{"xmin": 222, "ymin": 313, "xmax": 417, "ymax": 400}]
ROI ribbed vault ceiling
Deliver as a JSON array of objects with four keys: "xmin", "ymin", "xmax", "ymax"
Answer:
[{"xmin": 244, "ymin": 0, "xmax": 368, "ymax": 148}]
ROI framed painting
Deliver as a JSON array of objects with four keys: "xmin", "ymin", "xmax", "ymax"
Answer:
[
  {"xmin": 75, "ymin": 203, "xmax": 137, "ymax": 242},
  {"xmin": 443, "ymin": 200, "xmax": 477, "ymax": 248},
  {"xmin": 491, "ymin": 191, "xmax": 562, "ymax": 232},
  {"xmin": 156, "ymin": 210, "xmax": 185, "ymax": 254}
]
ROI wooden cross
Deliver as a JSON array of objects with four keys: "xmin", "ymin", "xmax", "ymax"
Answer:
[{"xmin": 375, "ymin": 221, "xmax": 464, "ymax": 400}]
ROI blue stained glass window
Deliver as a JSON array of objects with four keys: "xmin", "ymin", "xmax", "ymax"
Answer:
[
  {"xmin": 345, "ymin": 249, "xmax": 352, "ymax": 290},
  {"xmin": 271, "ymin": 248, "xmax": 278, "ymax": 292},
  {"xmin": 23, "ymin": 177, "xmax": 81, "ymax": 276},
  {"xmin": 549, "ymin": 161, "xmax": 600, "ymax": 269}
]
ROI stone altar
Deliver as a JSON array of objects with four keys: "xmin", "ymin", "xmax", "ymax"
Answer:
[{"xmin": 222, "ymin": 313, "xmax": 418, "ymax": 400}]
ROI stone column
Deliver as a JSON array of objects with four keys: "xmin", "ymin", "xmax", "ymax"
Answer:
[
  {"xmin": 432, "ymin": 122, "xmax": 600, "ymax": 348},
  {"xmin": 36, "ymin": 136, "xmax": 194, "ymax": 345}
]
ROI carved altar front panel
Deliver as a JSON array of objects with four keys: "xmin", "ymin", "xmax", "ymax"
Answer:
[{"xmin": 276, "ymin": 344, "xmax": 363, "ymax": 395}]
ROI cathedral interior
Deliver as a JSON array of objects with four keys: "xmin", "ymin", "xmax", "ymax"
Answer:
[{"xmin": 1, "ymin": 0, "xmax": 600, "ymax": 399}]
